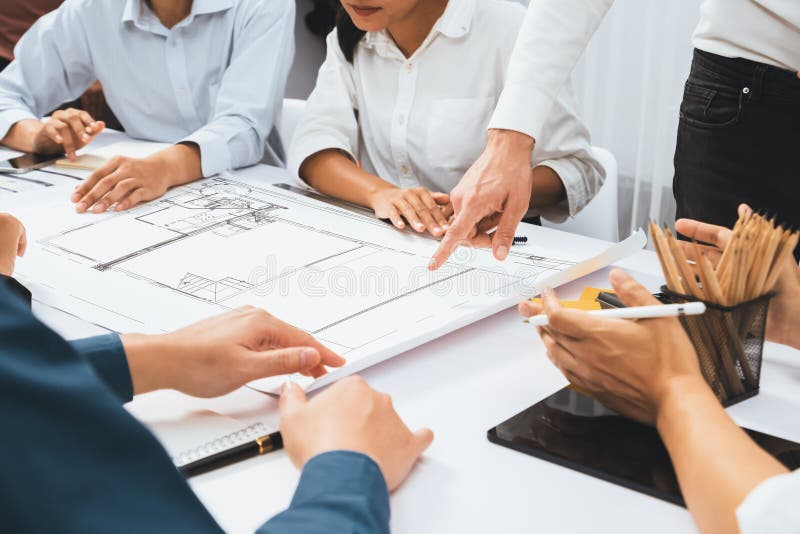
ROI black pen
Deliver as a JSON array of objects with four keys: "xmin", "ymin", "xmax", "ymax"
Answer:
[{"xmin": 180, "ymin": 430, "xmax": 284, "ymax": 478}]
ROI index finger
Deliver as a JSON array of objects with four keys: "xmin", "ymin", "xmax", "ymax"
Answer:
[
  {"xmin": 271, "ymin": 325, "xmax": 346, "ymax": 368},
  {"xmin": 429, "ymin": 205, "xmax": 482, "ymax": 270}
]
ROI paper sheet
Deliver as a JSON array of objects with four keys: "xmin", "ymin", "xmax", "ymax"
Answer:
[
  {"xmin": 5, "ymin": 173, "xmax": 645, "ymax": 392},
  {"xmin": 0, "ymin": 169, "xmax": 82, "ymax": 196}
]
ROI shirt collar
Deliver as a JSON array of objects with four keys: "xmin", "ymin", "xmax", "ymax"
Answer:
[
  {"xmin": 363, "ymin": 0, "xmax": 475, "ymax": 53},
  {"xmin": 122, "ymin": 0, "xmax": 234, "ymax": 30}
]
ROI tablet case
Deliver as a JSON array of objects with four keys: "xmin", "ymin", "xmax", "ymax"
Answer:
[{"xmin": 488, "ymin": 386, "xmax": 800, "ymax": 506}]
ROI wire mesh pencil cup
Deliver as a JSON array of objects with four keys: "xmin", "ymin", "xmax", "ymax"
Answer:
[{"xmin": 659, "ymin": 287, "xmax": 773, "ymax": 406}]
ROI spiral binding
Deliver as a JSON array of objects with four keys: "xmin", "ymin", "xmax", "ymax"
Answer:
[{"xmin": 172, "ymin": 422, "xmax": 268, "ymax": 468}]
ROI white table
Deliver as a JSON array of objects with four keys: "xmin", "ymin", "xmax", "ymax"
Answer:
[{"xmin": 25, "ymin": 157, "xmax": 800, "ymax": 534}]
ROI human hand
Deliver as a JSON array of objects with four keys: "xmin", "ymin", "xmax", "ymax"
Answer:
[
  {"xmin": 518, "ymin": 270, "xmax": 702, "ymax": 425},
  {"xmin": 429, "ymin": 129, "xmax": 534, "ymax": 269},
  {"xmin": 675, "ymin": 203, "xmax": 800, "ymax": 349},
  {"xmin": 370, "ymin": 186, "xmax": 452, "ymax": 237},
  {"xmin": 71, "ymin": 144, "xmax": 202, "ymax": 213},
  {"xmin": 0, "ymin": 213, "xmax": 26, "ymax": 276},
  {"xmin": 120, "ymin": 306, "xmax": 346, "ymax": 397},
  {"xmin": 33, "ymin": 108, "xmax": 105, "ymax": 160},
  {"xmin": 280, "ymin": 376, "xmax": 434, "ymax": 491}
]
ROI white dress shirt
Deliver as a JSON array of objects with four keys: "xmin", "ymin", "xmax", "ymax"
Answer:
[
  {"xmin": 491, "ymin": 0, "xmax": 800, "ymax": 141},
  {"xmin": 737, "ymin": 469, "xmax": 800, "ymax": 533},
  {"xmin": 0, "ymin": 0, "xmax": 294, "ymax": 176},
  {"xmin": 289, "ymin": 0, "xmax": 603, "ymax": 222}
]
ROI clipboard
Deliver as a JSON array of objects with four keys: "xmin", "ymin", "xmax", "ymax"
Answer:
[{"xmin": 488, "ymin": 387, "xmax": 800, "ymax": 506}]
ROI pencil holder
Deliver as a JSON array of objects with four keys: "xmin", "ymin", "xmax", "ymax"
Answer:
[{"xmin": 658, "ymin": 287, "xmax": 773, "ymax": 406}]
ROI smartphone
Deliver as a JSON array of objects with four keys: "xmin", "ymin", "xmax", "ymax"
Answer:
[{"xmin": 0, "ymin": 153, "xmax": 63, "ymax": 174}]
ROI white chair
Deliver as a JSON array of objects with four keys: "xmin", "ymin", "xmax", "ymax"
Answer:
[
  {"xmin": 542, "ymin": 146, "xmax": 619, "ymax": 242},
  {"xmin": 280, "ymin": 98, "xmax": 308, "ymax": 148}
]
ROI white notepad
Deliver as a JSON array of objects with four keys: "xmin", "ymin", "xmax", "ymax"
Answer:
[{"xmin": 125, "ymin": 392, "xmax": 272, "ymax": 469}]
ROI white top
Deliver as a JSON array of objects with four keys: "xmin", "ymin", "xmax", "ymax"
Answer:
[
  {"xmin": 289, "ymin": 0, "xmax": 604, "ymax": 222},
  {"xmin": 737, "ymin": 470, "xmax": 800, "ymax": 534},
  {"xmin": 490, "ymin": 0, "xmax": 800, "ymax": 140},
  {"xmin": 0, "ymin": 0, "xmax": 294, "ymax": 175}
]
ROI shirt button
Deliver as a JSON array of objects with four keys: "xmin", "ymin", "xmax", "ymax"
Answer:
[
  {"xmin": 398, "ymin": 114, "xmax": 405, "ymax": 125},
  {"xmin": 405, "ymin": 62, "xmax": 413, "ymax": 73},
  {"xmin": 400, "ymin": 165, "xmax": 410, "ymax": 175}
]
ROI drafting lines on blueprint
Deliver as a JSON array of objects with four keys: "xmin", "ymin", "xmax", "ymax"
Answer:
[{"xmin": 33, "ymin": 177, "xmax": 577, "ymax": 353}]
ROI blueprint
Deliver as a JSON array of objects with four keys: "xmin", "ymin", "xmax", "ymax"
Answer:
[{"xmin": 6, "ymin": 174, "xmax": 645, "ymax": 392}]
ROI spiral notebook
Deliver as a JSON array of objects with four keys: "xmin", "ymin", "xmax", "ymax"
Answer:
[{"xmin": 126, "ymin": 393, "xmax": 273, "ymax": 469}]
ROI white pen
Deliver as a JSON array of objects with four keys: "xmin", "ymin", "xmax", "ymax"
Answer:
[{"xmin": 524, "ymin": 301, "xmax": 707, "ymax": 327}]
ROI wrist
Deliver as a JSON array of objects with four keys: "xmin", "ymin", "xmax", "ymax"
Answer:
[
  {"xmin": 120, "ymin": 332, "xmax": 178, "ymax": 394},
  {"xmin": 0, "ymin": 256, "xmax": 13, "ymax": 277},
  {"xmin": 365, "ymin": 181, "xmax": 397, "ymax": 210},
  {"xmin": 149, "ymin": 144, "xmax": 202, "ymax": 186},
  {"xmin": 487, "ymin": 129, "xmax": 535, "ymax": 154},
  {"xmin": 655, "ymin": 375, "xmax": 715, "ymax": 436}
]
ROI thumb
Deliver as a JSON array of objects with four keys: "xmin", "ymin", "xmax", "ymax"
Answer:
[
  {"xmin": 412, "ymin": 428, "xmax": 434, "ymax": 455},
  {"xmin": 17, "ymin": 226, "xmax": 27, "ymax": 257},
  {"xmin": 431, "ymin": 192, "xmax": 450, "ymax": 205},
  {"xmin": 249, "ymin": 347, "xmax": 321, "ymax": 380},
  {"xmin": 609, "ymin": 269, "xmax": 660, "ymax": 307},
  {"xmin": 279, "ymin": 380, "xmax": 308, "ymax": 415}
]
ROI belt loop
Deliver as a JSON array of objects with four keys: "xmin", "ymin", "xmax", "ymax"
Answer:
[{"xmin": 746, "ymin": 65, "xmax": 767, "ymax": 102}]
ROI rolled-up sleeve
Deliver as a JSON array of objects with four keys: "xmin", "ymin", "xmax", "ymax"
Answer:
[
  {"xmin": 0, "ymin": 4, "xmax": 94, "ymax": 139},
  {"xmin": 287, "ymin": 30, "xmax": 360, "ymax": 180},
  {"xmin": 181, "ymin": 0, "xmax": 295, "ymax": 176},
  {"xmin": 488, "ymin": 0, "xmax": 613, "ymax": 141},
  {"xmin": 737, "ymin": 470, "xmax": 800, "ymax": 534},
  {"xmin": 69, "ymin": 334, "xmax": 133, "ymax": 403},
  {"xmin": 260, "ymin": 450, "xmax": 390, "ymax": 534},
  {"xmin": 528, "ymin": 87, "xmax": 604, "ymax": 222}
]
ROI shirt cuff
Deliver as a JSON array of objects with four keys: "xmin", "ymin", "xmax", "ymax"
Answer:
[
  {"xmin": 0, "ymin": 275, "xmax": 32, "ymax": 307},
  {"xmin": 69, "ymin": 334, "xmax": 134, "ymax": 403},
  {"xmin": 180, "ymin": 129, "xmax": 233, "ymax": 178},
  {"xmin": 488, "ymin": 83, "xmax": 557, "ymax": 143},
  {"xmin": 737, "ymin": 470, "xmax": 800, "ymax": 534},
  {"xmin": 292, "ymin": 450, "xmax": 390, "ymax": 525},
  {"xmin": 0, "ymin": 108, "xmax": 37, "ymax": 140},
  {"xmin": 288, "ymin": 135, "xmax": 357, "ymax": 181},
  {"xmin": 534, "ymin": 158, "xmax": 588, "ymax": 223}
]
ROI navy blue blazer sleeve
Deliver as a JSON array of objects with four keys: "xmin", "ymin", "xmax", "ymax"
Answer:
[
  {"xmin": 69, "ymin": 334, "xmax": 134, "ymax": 403},
  {"xmin": 0, "ymin": 274, "xmax": 31, "ymax": 306},
  {"xmin": 260, "ymin": 451, "xmax": 391, "ymax": 534},
  {"xmin": 0, "ymin": 284, "xmax": 391, "ymax": 533}
]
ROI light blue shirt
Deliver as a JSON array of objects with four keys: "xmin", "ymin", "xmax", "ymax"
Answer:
[{"xmin": 0, "ymin": 0, "xmax": 295, "ymax": 175}]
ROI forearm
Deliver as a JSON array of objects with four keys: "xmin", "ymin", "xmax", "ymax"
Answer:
[
  {"xmin": 657, "ymin": 377, "xmax": 788, "ymax": 534},
  {"xmin": 0, "ymin": 119, "xmax": 42, "ymax": 152},
  {"xmin": 301, "ymin": 149, "xmax": 396, "ymax": 209},
  {"xmin": 529, "ymin": 165, "xmax": 567, "ymax": 209},
  {"xmin": 149, "ymin": 144, "xmax": 203, "ymax": 188}
]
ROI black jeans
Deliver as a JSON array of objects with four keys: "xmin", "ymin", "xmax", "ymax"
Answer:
[{"xmin": 674, "ymin": 49, "xmax": 800, "ymax": 259}]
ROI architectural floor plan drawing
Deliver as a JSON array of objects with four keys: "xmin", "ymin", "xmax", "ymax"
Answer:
[{"xmin": 7, "ymin": 174, "xmax": 645, "ymax": 392}]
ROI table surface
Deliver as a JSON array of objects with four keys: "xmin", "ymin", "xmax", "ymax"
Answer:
[{"xmin": 22, "ymin": 142, "xmax": 800, "ymax": 534}]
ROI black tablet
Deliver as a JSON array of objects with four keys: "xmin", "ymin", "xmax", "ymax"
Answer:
[{"xmin": 488, "ymin": 387, "xmax": 800, "ymax": 506}]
